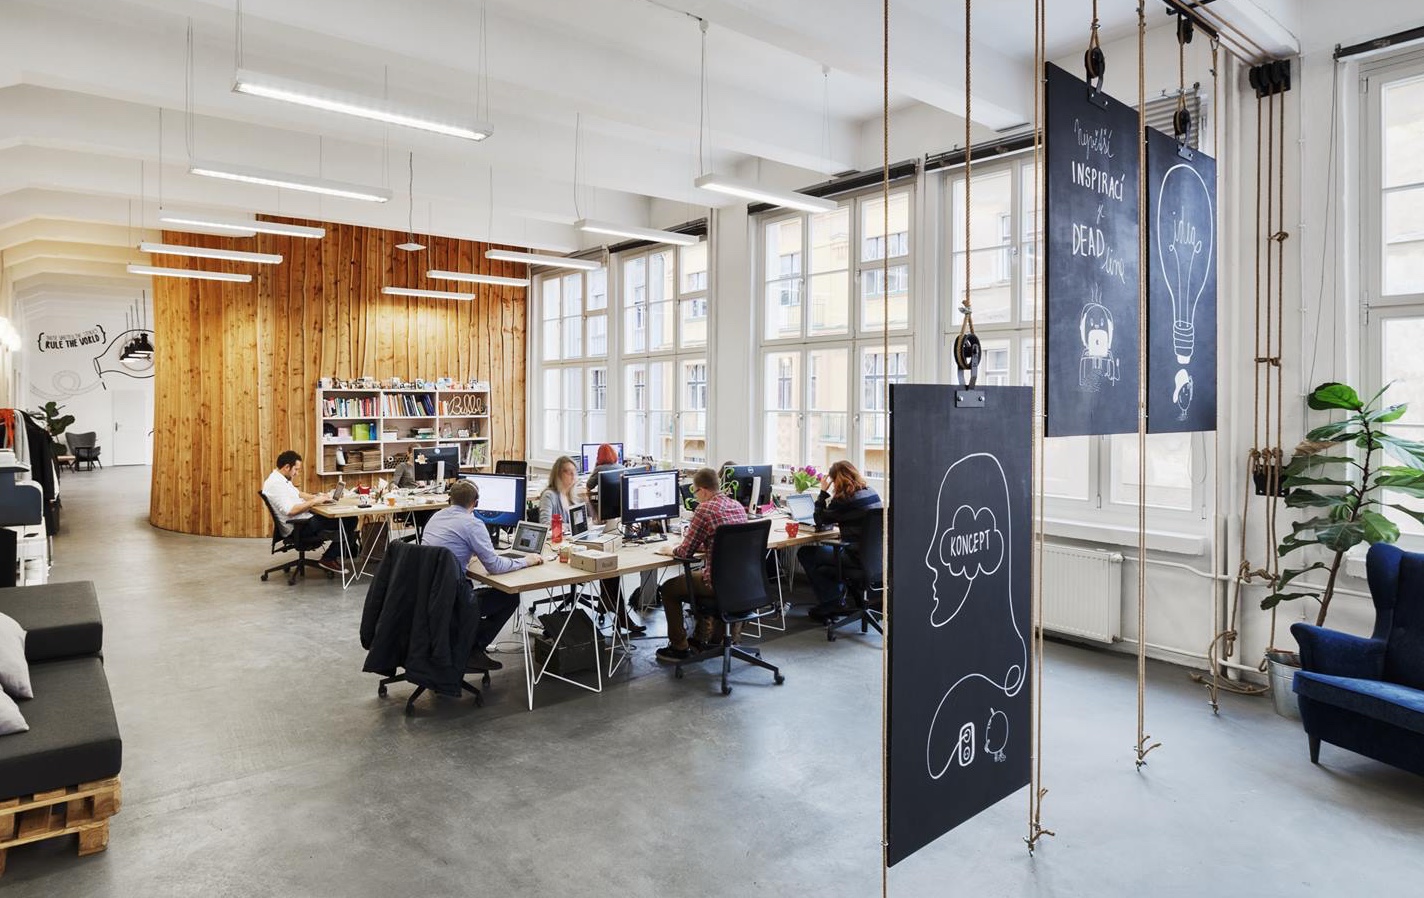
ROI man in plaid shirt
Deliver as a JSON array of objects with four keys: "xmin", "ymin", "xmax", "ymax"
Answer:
[{"xmin": 656, "ymin": 466, "xmax": 748, "ymax": 661}]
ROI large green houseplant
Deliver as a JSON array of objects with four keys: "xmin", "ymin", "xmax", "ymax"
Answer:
[
  {"xmin": 29, "ymin": 401, "xmax": 75, "ymax": 446},
  {"xmin": 1261, "ymin": 382, "xmax": 1424, "ymax": 628}
]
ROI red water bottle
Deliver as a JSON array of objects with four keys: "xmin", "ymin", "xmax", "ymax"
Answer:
[{"xmin": 551, "ymin": 513, "xmax": 563, "ymax": 544}]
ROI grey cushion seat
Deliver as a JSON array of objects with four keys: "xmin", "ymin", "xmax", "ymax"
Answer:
[
  {"xmin": 0, "ymin": 581, "xmax": 103, "ymax": 662},
  {"xmin": 0, "ymin": 657, "xmax": 122, "ymax": 800}
]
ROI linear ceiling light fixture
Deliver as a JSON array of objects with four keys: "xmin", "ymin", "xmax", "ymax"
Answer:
[
  {"xmin": 427, "ymin": 269, "xmax": 530, "ymax": 287},
  {"xmin": 157, "ymin": 213, "xmax": 326, "ymax": 238},
  {"xmin": 189, "ymin": 160, "xmax": 392, "ymax": 202},
  {"xmin": 128, "ymin": 264, "xmax": 253, "ymax": 283},
  {"xmin": 382, "ymin": 286, "xmax": 477, "ymax": 301},
  {"xmin": 575, "ymin": 219, "xmax": 699, "ymax": 247},
  {"xmin": 140, "ymin": 242, "xmax": 283, "ymax": 264},
  {"xmin": 693, "ymin": 173, "xmax": 837, "ymax": 213},
  {"xmin": 484, "ymin": 249, "xmax": 600, "ymax": 271},
  {"xmin": 232, "ymin": 69, "xmax": 493, "ymax": 141}
]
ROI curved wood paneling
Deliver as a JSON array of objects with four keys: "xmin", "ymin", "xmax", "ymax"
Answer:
[{"xmin": 150, "ymin": 219, "xmax": 526, "ymax": 537}]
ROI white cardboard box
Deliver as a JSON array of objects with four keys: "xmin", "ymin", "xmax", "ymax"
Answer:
[{"xmin": 569, "ymin": 550, "xmax": 618, "ymax": 573}]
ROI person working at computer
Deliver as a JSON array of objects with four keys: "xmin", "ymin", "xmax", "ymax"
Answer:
[
  {"xmin": 796, "ymin": 460, "xmax": 883, "ymax": 621},
  {"xmin": 262, "ymin": 450, "xmax": 358, "ymax": 574},
  {"xmin": 421, "ymin": 479, "xmax": 543, "ymax": 672},
  {"xmin": 580, "ymin": 444, "xmax": 643, "ymax": 634},
  {"xmin": 584, "ymin": 443, "xmax": 621, "ymax": 514},
  {"xmin": 538, "ymin": 455, "xmax": 583, "ymax": 526},
  {"xmin": 655, "ymin": 466, "xmax": 748, "ymax": 662}
]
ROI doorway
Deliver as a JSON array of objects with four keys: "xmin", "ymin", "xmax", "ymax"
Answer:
[{"xmin": 111, "ymin": 387, "xmax": 152, "ymax": 466}]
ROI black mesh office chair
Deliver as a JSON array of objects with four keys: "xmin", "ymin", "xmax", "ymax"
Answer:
[
  {"xmin": 673, "ymin": 518, "xmax": 786, "ymax": 695},
  {"xmin": 259, "ymin": 492, "xmax": 333, "ymax": 585},
  {"xmin": 494, "ymin": 459, "xmax": 528, "ymax": 476},
  {"xmin": 825, "ymin": 507, "xmax": 885, "ymax": 641}
]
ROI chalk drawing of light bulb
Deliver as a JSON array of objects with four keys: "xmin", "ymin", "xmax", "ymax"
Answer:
[{"xmin": 1156, "ymin": 163, "xmax": 1214, "ymax": 368}]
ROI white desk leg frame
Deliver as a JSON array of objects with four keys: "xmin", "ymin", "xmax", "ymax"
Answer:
[
  {"xmin": 744, "ymin": 548, "xmax": 789, "ymax": 640},
  {"xmin": 521, "ymin": 586, "xmax": 605, "ymax": 711}
]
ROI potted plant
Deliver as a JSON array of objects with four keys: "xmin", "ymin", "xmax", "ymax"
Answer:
[
  {"xmin": 1260, "ymin": 381, "xmax": 1424, "ymax": 715},
  {"xmin": 29, "ymin": 401, "xmax": 76, "ymax": 452}
]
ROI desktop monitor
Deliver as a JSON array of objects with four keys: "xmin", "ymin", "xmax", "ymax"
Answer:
[
  {"xmin": 595, "ymin": 464, "xmax": 649, "ymax": 521},
  {"xmin": 620, "ymin": 469, "xmax": 680, "ymax": 526},
  {"xmin": 413, "ymin": 446, "xmax": 461, "ymax": 482},
  {"xmin": 580, "ymin": 442, "xmax": 624, "ymax": 474},
  {"xmin": 462, "ymin": 473, "xmax": 527, "ymax": 529},
  {"xmin": 722, "ymin": 464, "xmax": 773, "ymax": 510}
]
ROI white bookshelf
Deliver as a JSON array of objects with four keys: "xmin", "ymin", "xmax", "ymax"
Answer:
[{"xmin": 315, "ymin": 385, "xmax": 492, "ymax": 476}]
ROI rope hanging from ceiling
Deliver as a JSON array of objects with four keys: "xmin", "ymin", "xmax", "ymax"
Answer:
[
  {"xmin": 879, "ymin": 0, "xmax": 890, "ymax": 891},
  {"xmin": 951, "ymin": 0, "xmax": 981, "ymax": 386}
]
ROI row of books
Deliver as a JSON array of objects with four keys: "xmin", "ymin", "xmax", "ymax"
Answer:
[
  {"xmin": 322, "ymin": 396, "xmax": 379, "ymax": 417},
  {"xmin": 322, "ymin": 447, "xmax": 383, "ymax": 473},
  {"xmin": 382, "ymin": 393, "xmax": 437, "ymax": 417}
]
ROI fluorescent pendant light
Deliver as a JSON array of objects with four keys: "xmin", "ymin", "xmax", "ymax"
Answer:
[
  {"xmin": 128, "ymin": 264, "xmax": 253, "ymax": 283},
  {"xmin": 484, "ymin": 249, "xmax": 600, "ymax": 271},
  {"xmin": 140, "ymin": 242, "xmax": 283, "ymax": 265},
  {"xmin": 694, "ymin": 173, "xmax": 837, "ymax": 214},
  {"xmin": 234, "ymin": 69, "xmax": 493, "ymax": 141},
  {"xmin": 427, "ymin": 270, "xmax": 530, "ymax": 287},
  {"xmin": 396, "ymin": 240, "xmax": 425, "ymax": 252},
  {"xmin": 383, "ymin": 286, "xmax": 476, "ymax": 301},
  {"xmin": 159, "ymin": 213, "xmax": 326, "ymax": 238},
  {"xmin": 575, "ymin": 219, "xmax": 699, "ymax": 247},
  {"xmin": 189, "ymin": 160, "xmax": 392, "ymax": 203}
]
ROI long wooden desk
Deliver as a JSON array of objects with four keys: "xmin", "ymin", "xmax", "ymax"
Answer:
[
  {"xmin": 311, "ymin": 493, "xmax": 450, "ymax": 587},
  {"xmin": 469, "ymin": 516, "xmax": 836, "ymax": 709}
]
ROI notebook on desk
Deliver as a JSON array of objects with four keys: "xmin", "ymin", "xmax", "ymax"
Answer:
[{"xmin": 499, "ymin": 521, "xmax": 548, "ymax": 559}]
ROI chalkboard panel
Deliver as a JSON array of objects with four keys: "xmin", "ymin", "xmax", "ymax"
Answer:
[
  {"xmin": 886, "ymin": 384, "xmax": 1032, "ymax": 867},
  {"xmin": 1146, "ymin": 128, "xmax": 1217, "ymax": 433},
  {"xmin": 1044, "ymin": 62, "xmax": 1140, "ymax": 437}
]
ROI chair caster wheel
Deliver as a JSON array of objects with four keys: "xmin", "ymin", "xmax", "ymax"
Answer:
[
  {"xmin": 827, "ymin": 630, "xmax": 836, "ymax": 642},
  {"xmin": 378, "ymin": 684, "xmax": 387, "ymax": 697},
  {"xmin": 404, "ymin": 705, "xmax": 414, "ymax": 717},
  {"xmin": 482, "ymin": 672, "xmax": 491, "ymax": 687},
  {"xmin": 721, "ymin": 684, "xmax": 732, "ymax": 695},
  {"xmin": 287, "ymin": 577, "xmax": 298, "ymax": 586},
  {"xmin": 474, "ymin": 693, "xmax": 484, "ymax": 708},
  {"xmin": 774, "ymin": 673, "xmax": 785, "ymax": 685},
  {"xmin": 674, "ymin": 668, "xmax": 684, "ymax": 679},
  {"xmin": 261, "ymin": 573, "xmax": 269, "ymax": 581}
]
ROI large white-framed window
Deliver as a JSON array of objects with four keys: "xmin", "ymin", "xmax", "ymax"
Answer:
[
  {"xmin": 622, "ymin": 242, "xmax": 709, "ymax": 465},
  {"xmin": 535, "ymin": 266, "xmax": 609, "ymax": 456},
  {"xmin": 1363, "ymin": 51, "xmax": 1424, "ymax": 539},
  {"xmin": 758, "ymin": 188, "xmax": 913, "ymax": 480},
  {"xmin": 946, "ymin": 153, "xmax": 1202, "ymax": 523}
]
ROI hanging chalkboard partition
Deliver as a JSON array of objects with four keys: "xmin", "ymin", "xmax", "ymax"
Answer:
[{"xmin": 1043, "ymin": 62, "xmax": 1141, "ymax": 438}]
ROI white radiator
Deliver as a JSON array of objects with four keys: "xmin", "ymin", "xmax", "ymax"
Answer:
[{"xmin": 1040, "ymin": 545, "xmax": 1123, "ymax": 644}]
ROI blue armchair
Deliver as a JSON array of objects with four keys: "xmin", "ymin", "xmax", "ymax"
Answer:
[{"xmin": 1290, "ymin": 542, "xmax": 1424, "ymax": 777}]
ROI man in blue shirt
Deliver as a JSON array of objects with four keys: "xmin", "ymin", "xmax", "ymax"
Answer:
[{"xmin": 421, "ymin": 479, "xmax": 542, "ymax": 671}]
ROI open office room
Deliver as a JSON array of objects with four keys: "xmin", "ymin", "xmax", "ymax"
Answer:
[{"xmin": 0, "ymin": 0, "xmax": 1421, "ymax": 893}]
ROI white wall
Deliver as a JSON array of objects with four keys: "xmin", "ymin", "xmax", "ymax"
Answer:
[{"xmin": 22, "ymin": 302, "xmax": 154, "ymax": 464}]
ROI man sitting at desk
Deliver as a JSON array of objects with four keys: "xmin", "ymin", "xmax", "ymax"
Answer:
[
  {"xmin": 421, "ymin": 479, "xmax": 543, "ymax": 672},
  {"xmin": 262, "ymin": 450, "xmax": 358, "ymax": 574},
  {"xmin": 656, "ymin": 466, "xmax": 747, "ymax": 662}
]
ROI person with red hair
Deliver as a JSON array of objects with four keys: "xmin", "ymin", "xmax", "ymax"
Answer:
[{"xmin": 581, "ymin": 443, "xmax": 642, "ymax": 634}]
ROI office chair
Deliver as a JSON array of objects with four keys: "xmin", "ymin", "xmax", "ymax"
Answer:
[
  {"xmin": 65, "ymin": 432, "xmax": 102, "ymax": 471},
  {"xmin": 672, "ymin": 518, "xmax": 786, "ymax": 695},
  {"xmin": 495, "ymin": 459, "xmax": 528, "ymax": 476},
  {"xmin": 825, "ymin": 507, "xmax": 884, "ymax": 641},
  {"xmin": 360, "ymin": 541, "xmax": 487, "ymax": 715},
  {"xmin": 259, "ymin": 492, "xmax": 334, "ymax": 585}
]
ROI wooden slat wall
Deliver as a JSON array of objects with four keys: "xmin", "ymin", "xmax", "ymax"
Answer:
[{"xmin": 150, "ymin": 218, "xmax": 527, "ymax": 537}]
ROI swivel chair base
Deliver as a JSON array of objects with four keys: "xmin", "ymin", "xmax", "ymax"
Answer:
[
  {"xmin": 675, "ymin": 638, "xmax": 786, "ymax": 695},
  {"xmin": 376, "ymin": 672, "xmax": 488, "ymax": 715},
  {"xmin": 261, "ymin": 555, "xmax": 332, "ymax": 585}
]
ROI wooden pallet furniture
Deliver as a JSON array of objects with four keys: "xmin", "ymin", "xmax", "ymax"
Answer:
[{"xmin": 0, "ymin": 776, "xmax": 121, "ymax": 876}]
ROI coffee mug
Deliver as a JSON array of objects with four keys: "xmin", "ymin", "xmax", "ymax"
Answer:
[
  {"xmin": 386, "ymin": 496, "xmax": 397, "ymax": 507},
  {"xmin": 785, "ymin": 521, "xmax": 800, "ymax": 538}
]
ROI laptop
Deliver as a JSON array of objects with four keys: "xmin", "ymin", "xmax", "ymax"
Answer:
[
  {"xmin": 784, "ymin": 492, "xmax": 817, "ymax": 525},
  {"xmin": 566, "ymin": 503, "xmax": 590, "ymax": 538},
  {"xmin": 499, "ymin": 521, "xmax": 548, "ymax": 559}
]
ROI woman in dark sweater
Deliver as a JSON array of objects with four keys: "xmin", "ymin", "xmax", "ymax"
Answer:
[{"xmin": 796, "ymin": 460, "xmax": 883, "ymax": 620}]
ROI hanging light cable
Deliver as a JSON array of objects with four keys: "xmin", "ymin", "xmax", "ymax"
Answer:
[{"xmin": 396, "ymin": 152, "xmax": 425, "ymax": 251}]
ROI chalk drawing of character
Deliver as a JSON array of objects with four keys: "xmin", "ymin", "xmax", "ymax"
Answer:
[
  {"xmin": 923, "ymin": 452, "xmax": 1027, "ymax": 779},
  {"xmin": 1173, "ymin": 367, "xmax": 1193, "ymax": 419},
  {"xmin": 1078, "ymin": 300, "xmax": 1120, "ymax": 392},
  {"xmin": 985, "ymin": 708, "xmax": 1009, "ymax": 763}
]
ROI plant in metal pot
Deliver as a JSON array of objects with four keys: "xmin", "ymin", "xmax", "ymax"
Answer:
[{"xmin": 1261, "ymin": 382, "xmax": 1424, "ymax": 630}]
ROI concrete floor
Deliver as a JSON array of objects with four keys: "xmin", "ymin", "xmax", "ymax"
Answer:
[{"xmin": 3, "ymin": 465, "xmax": 1421, "ymax": 896}]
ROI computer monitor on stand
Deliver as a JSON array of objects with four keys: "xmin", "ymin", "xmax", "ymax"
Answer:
[
  {"xmin": 580, "ymin": 442, "xmax": 624, "ymax": 474},
  {"xmin": 619, "ymin": 469, "xmax": 679, "ymax": 541},
  {"xmin": 721, "ymin": 464, "xmax": 773, "ymax": 514},
  {"xmin": 413, "ymin": 446, "xmax": 461, "ymax": 484},
  {"xmin": 461, "ymin": 473, "xmax": 527, "ymax": 543}
]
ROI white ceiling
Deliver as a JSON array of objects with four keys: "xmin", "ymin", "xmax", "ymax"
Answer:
[{"xmin": 0, "ymin": 0, "xmax": 1303, "ymax": 307}]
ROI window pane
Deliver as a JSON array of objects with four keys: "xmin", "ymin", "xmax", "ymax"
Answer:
[
  {"xmin": 807, "ymin": 347, "xmax": 849, "ymax": 472},
  {"xmin": 765, "ymin": 278, "xmax": 802, "ymax": 340},
  {"xmin": 1384, "ymin": 186, "xmax": 1424, "ymax": 295},
  {"xmin": 648, "ymin": 361, "xmax": 676, "ymax": 461},
  {"xmin": 951, "ymin": 170, "xmax": 1014, "ymax": 250},
  {"xmin": 1020, "ymin": 161, "xmax": 1043, "ymax": 321},
  {"xmin": 562, "ymin": 273, "xmax": 582, "ymax": 317},
  {"xmin": 624, "ymin": 257, "xmax": 647, "ymax": 352},
  {"xmin": 1112, "ymin": 433, "xmax": 1193, "ymax": 509},
  {"xmin": 562, "ymin": 368, "xmax": 583, "ymax": 450},
  {"xmin": 562, "ymin": 315, "xmax": 582, "ymax": 358},
  {"xmin": 681, "ymin": 359, "xmax": 708, "ymax": 464},
  {"xmin": 542, "ymin": 279, "xmax": 560, "ymax": 320},
  {"xmin": 1044, "ymin": 438, "xmax": 1092, "ymax": 501},
  {"xmin": 587, "ymin": 314, "xmax": 607, "ymax": 357},
  {"xmin": 808, "ymin": 272, "xmax": 850, "ymax": 335},
  {"xmin": 587, "ymin": 268, "xmax": 608, "ymax": 311},
  {"xmin": 681, "ymin": 298, "xmax": 708, "ymax": 348},
  {"xmin": 625, "ymin": 364, "xmax": 647, "ymax": 457},
  {"xmin": 810, "ymin": 207, "xmax": 850, "ymax": 275},
  {"xmin": 1384, "ymin": 74, "xmax": 1424, "ymax": 190},
  {"xmin": 542, "ymin": 369, "xmax": 561, "ymax": 453},
  {"xmin": 860, "ymin": 346, "xmax": 906, "ymax": 480},
  {"xmin": 765, "ymin": 219, "xmax": 803, "ymax": 279},
  {"xmin": 979, "ymin": 337, "xmax": 1011, "ymax": 386},
  {"xmin": 681, "ymin": 242, "xmax": 708, "ymax": 293},
  {"xmin": 764, "ymin": 352, "xmax": 802, "ymax": 464},
  {"xmin": 861, "ymin": 192, "xmax": 910, "ymax": 261},
  {"xmin": 861, "ymin": 263, "xmax": 910, "ymax": 331},
  {"xmin": 543, "ymin": 319, "xmax": 561, "ymax": 362},
  {"xmin": 950, "ymin": 248, "xmax": 1015, "ymax": 325},
  {"xmin": 588, "ymin": 367, "xmax": 607, "ymax": 445},
  {"xmin": 1382, "ymin": 317, "xmax": 1424, "ymax": 534}
]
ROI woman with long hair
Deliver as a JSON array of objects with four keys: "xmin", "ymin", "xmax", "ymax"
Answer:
[
  {"xmin": 538, "ymin": 455, "xmax": 581, "ymax": 527},
  {"xmin": 580, "ymin": 443, "xmax": 643, "ymax": 634},
  {"xmin": 796, "ymin": 460, "xmax": 883, "ymax": 620}
]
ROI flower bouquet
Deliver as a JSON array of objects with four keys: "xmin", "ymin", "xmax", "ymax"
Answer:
[{"xmin": 789, "ymin": 465, "xmax": 821, "ymax": 494}]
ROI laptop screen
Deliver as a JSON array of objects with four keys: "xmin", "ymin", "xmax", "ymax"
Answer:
[
  {"xmin": 511, "ymin": 522, "xmax": 547, "ymax": 553},
  {"xmin": 785, "ymin": 492, "xmax": 816, "ymax": 522}
]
